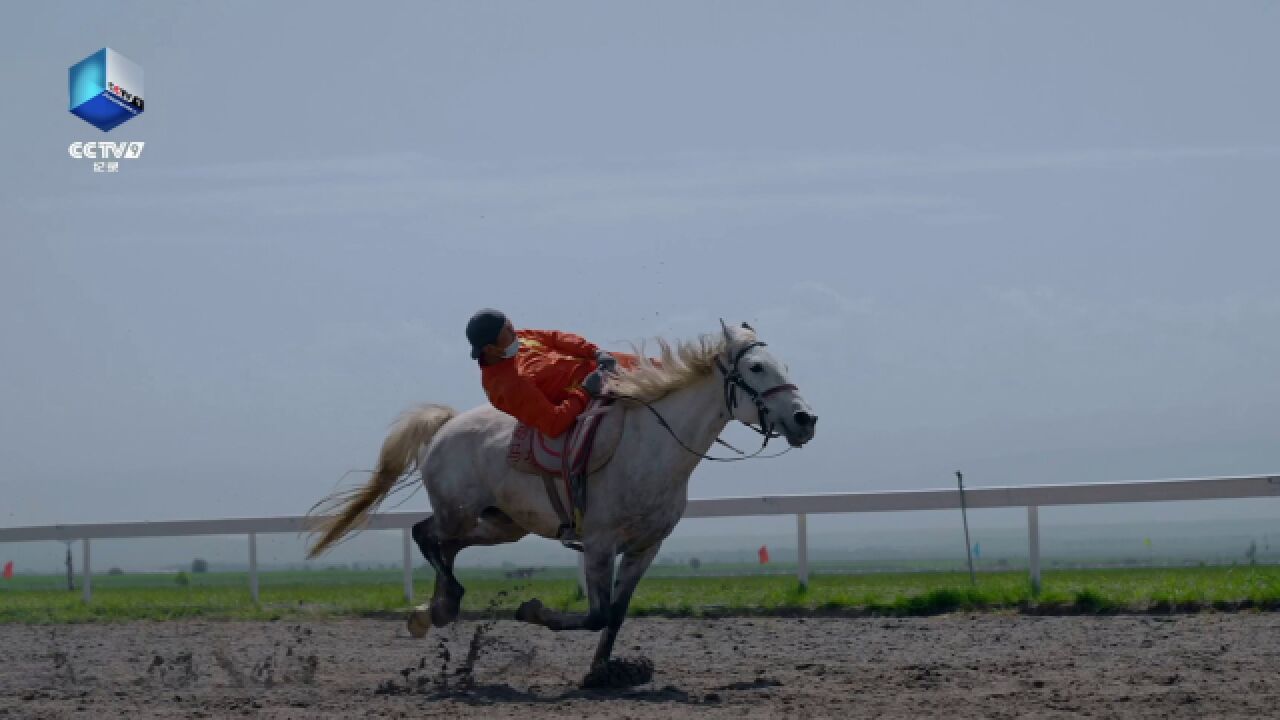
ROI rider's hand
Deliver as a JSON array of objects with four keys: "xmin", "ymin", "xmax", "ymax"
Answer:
[
  {"xmin": 595, "ymin": 351, "xmax": 619, "ymax": 373},
  {"xmin": 582, "ymin": 369, "xmax": 606, "ymax": 397}
]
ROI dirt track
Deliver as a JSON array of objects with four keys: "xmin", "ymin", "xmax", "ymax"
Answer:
[{"xmin": 1, "ymin": 613, "xmax": 1278, "ymax": 718}]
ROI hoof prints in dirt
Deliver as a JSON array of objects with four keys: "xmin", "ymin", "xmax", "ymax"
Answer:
[
  {"xmin": 375, "ymin": 655, "xmax": 437, "ymax": 696},
  {"xmin": 581, "ymin": 656, "xmax": 655, "ymax": 689},
  {"xmin": 143, "ymin": 651, "xmax": 198, "ymax": 689},
  {"xmin": 51, "ymin": 650, "xmax": 78, "ymax": 686},
  {"xmin": 48, "ymin": 627, "xmax": 206, "ymax": 691},
  {"xmin": 212, "ymin": 625, "xmax": 319, "ymax": 688},
  {"xmin": 48, "ymin": 629, "xmax": 84, "ymax": 687},
  {"xmin": 716, "ymin": 676, "xmax": 783, "ymax": 692}
]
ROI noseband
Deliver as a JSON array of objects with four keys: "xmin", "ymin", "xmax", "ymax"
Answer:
[{"xmin": 713, "ymin": 341, "xmax": 799, "ymax": 446}]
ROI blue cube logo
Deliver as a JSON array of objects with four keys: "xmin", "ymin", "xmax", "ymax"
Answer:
[{"xmin": 69, "ymin": 48, "xmax": 144, "ymax": 132}]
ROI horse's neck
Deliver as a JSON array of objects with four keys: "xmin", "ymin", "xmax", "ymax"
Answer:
[{"xmin": 643, "ymin": 373, "xmax": 731, "ymax": 475}]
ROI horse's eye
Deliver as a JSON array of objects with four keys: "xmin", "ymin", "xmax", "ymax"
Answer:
[{"xmin": 750, "ymin": 363, "xmax": 764, "ymax": 373}]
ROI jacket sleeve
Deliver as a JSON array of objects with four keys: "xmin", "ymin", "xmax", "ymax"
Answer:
[
  {"xmin": 490, "ymin": 371, "xmax": 588, "ymax": 438},
  {"xmin": 524, "ymin": 329, "xmax": 599, "ymax": 360}
]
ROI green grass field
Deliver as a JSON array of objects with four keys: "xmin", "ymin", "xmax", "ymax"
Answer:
[{"xmin": 3, "ymin": 564, "xmax": 1279, "ymax": 624}]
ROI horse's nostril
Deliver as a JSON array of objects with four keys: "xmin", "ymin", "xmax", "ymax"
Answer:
[{"xmin": 794, "ymin": 411, "xmax": 813, "ymax": 427}]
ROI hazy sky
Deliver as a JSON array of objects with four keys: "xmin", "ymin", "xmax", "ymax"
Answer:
[{"xmin": 2, "ymin": 1, "xmax": 1279, "ymax": 550}]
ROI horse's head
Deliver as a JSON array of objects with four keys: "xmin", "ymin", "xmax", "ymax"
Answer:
[{"xmin": 718, "ymin": 320, "xmax": 817, "ymax": 448}]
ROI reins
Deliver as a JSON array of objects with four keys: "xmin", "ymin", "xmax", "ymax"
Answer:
[
  {"xmin": 606, "ymin": 392, "xmax": 793, "ymax": 462},
  {"xmin": 603, "ymin": 340, "xmax": 799, "ymax": 463}
]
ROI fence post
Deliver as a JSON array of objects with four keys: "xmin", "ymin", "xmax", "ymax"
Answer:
[
  {"xmin": 1027, "ymin": 505, "xmax": 1041, "ymax": 595},
  {"xmin": 248, "ymin": 532, "xmax": 259, "ymax": 603},
  {"xmin": 82, "ymin": 538, "xmax": 92, "ymax": 603},
  {"xmin": 402, "ymin": 527, "xmax": 414, "ymax": 603},
  {"xmin": 796, "ymin": 513, "xmax": 809, "ymax": 588}
]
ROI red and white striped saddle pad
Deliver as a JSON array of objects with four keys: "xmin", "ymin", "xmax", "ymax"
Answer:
[{"xmin": 506, "ymin": 397, "xmax": 623, "ymax": 479}]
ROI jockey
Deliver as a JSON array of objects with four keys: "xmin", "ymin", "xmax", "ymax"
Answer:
[{"xmin": 466, "ymin": 308, "xmax": 640, "ymax": 438}]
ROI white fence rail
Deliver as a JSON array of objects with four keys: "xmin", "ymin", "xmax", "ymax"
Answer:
[{"xmin": 2, "ymin": 474, "xmax": 1278, "ymax": 603}]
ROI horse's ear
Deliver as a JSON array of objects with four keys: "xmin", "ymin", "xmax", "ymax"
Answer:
[
  {"xmin": 740, "ymin": 321, "xmax": 755, "ymax": 333},
  {"xmin": 719, "ymin": 318, "xmax": 734, "ymax": 346}
]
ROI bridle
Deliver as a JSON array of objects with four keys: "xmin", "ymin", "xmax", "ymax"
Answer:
[
  {"xmin": 713, "ymin": 340, "xmax": 799, "ymax": 444},
  {"xmin": 606, "ymin": 340, "xmax": 800, "ymax": 463}
]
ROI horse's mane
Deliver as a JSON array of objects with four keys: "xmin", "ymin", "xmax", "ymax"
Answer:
[{"xmin": 608, "ymin": 333, "xmax": 726, "ymax": 403}]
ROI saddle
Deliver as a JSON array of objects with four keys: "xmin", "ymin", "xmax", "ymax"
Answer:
[{"xmin": 506, "ymin": 397, "xmax": 624, "ymax": 547}]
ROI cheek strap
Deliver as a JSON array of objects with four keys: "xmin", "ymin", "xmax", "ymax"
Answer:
[{"xmin": 714, "ymin": 342, "xmax": 798, "ymax": 442}]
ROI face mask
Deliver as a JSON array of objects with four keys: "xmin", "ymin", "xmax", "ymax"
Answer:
[{"xmin": 501, "ymin": 338, "xmax": 520, "ymax": 359}]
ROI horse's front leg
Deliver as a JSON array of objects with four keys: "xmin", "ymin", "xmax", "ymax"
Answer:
[
  {"xmin": 590, "ymin": 543, "xmax": 659, "ymax": 669},
  {"xmin": 516, "ymin": 544, "xmax": 613, "ymax": 631}
]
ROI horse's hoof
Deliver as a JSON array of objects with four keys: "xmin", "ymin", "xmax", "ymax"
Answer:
[
  {"xmin": 515, "ymin": 598, "xmax": 543, "ymax": 623},
  {"xmin": 406, "ymin": 605, "xmax": 431, "ymax": 638},
  {"xmin": 429, "ymin": 596, "xmax": 460, "ymax": 626},
  {"xmin": 582, "ymin": 656, "xmax": 655, "ymax": 689}
]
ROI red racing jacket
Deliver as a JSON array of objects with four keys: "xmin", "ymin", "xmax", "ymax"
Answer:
[{"xmin": 480, "ymin": 329, "xmax": 603, "ymax": 438}]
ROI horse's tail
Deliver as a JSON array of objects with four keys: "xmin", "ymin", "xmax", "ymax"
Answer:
[{"xmin": 306, "ymin": 404, "xmax": 456, "ymax": 558}]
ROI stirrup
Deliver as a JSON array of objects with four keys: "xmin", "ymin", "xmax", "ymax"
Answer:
[{"xmin": 556, "ymin": 524, "xmax": 584, "ymax": 552}]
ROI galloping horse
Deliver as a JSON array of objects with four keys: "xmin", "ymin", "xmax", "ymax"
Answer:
[{"xmin": 307, "ymin": 321, "xmax": 817, "ymax": 682}]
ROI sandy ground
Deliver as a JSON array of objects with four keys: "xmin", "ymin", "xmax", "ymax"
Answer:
[{"xmin": 1, "ymin": 613, "xmax": 1278, "ymax": 718}]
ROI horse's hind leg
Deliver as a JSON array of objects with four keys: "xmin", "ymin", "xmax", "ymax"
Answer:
[
  {"xmin": 515, "ymin": 544, "xmax": 614, "ymax": 632},
  {"xmin": 411, "ymin": 516, "xmax": 465, "ymax": 627},
  {"xmin": 409, "ymin": 513, "xmax": 526, "ymax": 635}
]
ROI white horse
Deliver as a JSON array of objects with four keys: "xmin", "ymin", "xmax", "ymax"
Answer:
[{"xmin": 307, "ymin": 321, "xmax": 817, "ymax": 683}]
